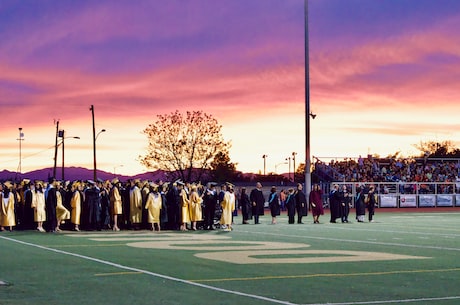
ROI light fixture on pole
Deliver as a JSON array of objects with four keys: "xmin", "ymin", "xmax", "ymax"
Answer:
[
  {"xmin": 113, "ymin": 164, "xmax": 123, "ymax": 176},
  {"xmin": 292, "ymin": 152, "xmax": 297, "ymax": 182},
  {"xmin": 17, "ymin": 127, "xmax": 24, "ymax": 176},
  {"xmin": 59, "ymin": 130, "xmax": 80, "ymax": 181},
  {"xmin": 287, "ymin": 157, "xmax": 292, "ymax": 181},
  {"xmin": 262, "ymin": 154, "xmax": 268, "ymax": 176},
  {"xmin": 93, "ymin": 128, "xmax": 106, "ymax": 181},
  {"xmin": 90, "ymin": 105, "xmax": 106, "ymax": 181},
  {"xmin": 275, "ymin": 162, "xmax": 288, "ymax": 174}
]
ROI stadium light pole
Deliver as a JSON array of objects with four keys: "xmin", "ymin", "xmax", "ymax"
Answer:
[
  {"xmin": 262, "ymin": 154, "xmax": 268, "ymax": 176},
  {"xmin": 113, "ymin": 164, "xmax": 123, "ymax": 176},
  {"xmin": 17, "ymin": 127, "xmax": 24, "ymax": 175},
  {"xmin": 286, "ymin": 157, "xmax": 291, "ymax": 181},
  {"xmin": 292, "ymin": 152, "xmax": 297, "ymax": 182},
  {"xmin": 304, "ymin": 0, "xmax": 312, "ymax": 196}
]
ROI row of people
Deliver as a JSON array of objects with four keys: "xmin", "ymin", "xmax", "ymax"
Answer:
[
  {"xmin": 315, "ymin": 156, "xmax": 460, "ymax": 183},
  {"xmin": 3, "ymin": 179, "xmax": 367, "ymax": 232},
  {"xmin": 328, "ymin": 184, "xmax": 376, "ymax": 223}
]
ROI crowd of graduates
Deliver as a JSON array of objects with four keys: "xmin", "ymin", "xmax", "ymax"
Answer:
[
  {"xmin": 0, "ymin": 177, "xmax": 327, "ymax": 232},
  {"xmin": 0, "ymin": 177, "xmax": 238, "ymax": 233}
]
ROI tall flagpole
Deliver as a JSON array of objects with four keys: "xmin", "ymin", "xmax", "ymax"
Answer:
[{"xmin": 305, "ymin": 0, "xmax": 312, "ymax": 196}]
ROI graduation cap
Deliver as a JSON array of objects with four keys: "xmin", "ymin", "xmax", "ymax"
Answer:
[{"xmin": 3, "ymin": 181, "xmax": 13, "ymax": 189}]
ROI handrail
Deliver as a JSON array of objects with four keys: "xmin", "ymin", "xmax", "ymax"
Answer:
[{"xmin": 320, "ymin": 181, "xmax": 460, "ymax": 208}]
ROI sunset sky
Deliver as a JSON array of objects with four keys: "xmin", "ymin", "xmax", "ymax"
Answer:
[{"xmin": 1, "ymin": 0, "xmax": 460, "ymax": 177}]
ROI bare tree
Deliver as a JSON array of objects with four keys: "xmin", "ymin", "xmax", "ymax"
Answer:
[
  {"xmin": 140, "ymin": 110, "xmax": 231, "ymax": 182},
  {"xmin": 413, "ymin": 140, "xmax": 460, "ymax": 158}
]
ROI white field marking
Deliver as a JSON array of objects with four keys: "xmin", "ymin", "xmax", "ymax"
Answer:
[
  {"xmin": 127, "ymin": 240, "xmax": 309, "ymax": 251},
  {"xmin": 237, "ymin": 230, "xmax": 460, "ymax": 252},
  {"xmin": 275, "ymin": 221, "xmax": 460, "ymax": 239},
  {"xmin": 68, "ymin": 233, "xmax": 203, "ymax": 239},
  {"xmin": 67, "ymin": 232, "xmax": 427, "ymax": 264},
  {"xmin": 194, "ymin": 250, "xmax": 427, "ymax": 264},
  {"xmin": 308, "ymin": 223, "xmax": 460, "ymax": 238},
  {"xmin": 301, "ymin": 295, "xmax": 460, "ymax": 305},
  {"xmin": 86, "ymin": 233, "xmax": 233, "ymax": 242},
  {"xmin": 0, "ymin": 235, "xmax": 297, "ymax": 305}
]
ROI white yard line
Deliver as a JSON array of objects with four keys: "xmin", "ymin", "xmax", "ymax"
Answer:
[{"xmin": 301, "ymin": 296, "xmax": 460, "ymax": 305}]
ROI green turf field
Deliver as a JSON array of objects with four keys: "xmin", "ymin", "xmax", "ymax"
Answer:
[{"xmin": 1, "ymin": 211, "xmax": 460, "ymax": 305}]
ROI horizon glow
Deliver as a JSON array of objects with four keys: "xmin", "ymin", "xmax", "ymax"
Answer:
[{"xmin": 1, "ymin": 0, "xmax": 460, "ymax": 176}]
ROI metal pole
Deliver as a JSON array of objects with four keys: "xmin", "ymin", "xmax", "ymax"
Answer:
[
  {"xmin": 292, "ymin": 152, "xmax": 297, "ymax": 182},
  {"xmin": 62, "ymin": 130, "xmax": 65, "ymax": 181},
  {"xmin": 262, "ymin": 154, "xmax": 267, "ymax": 176},
  {"xmin": 305, "ymin": 0, "xmax": 312, "ymax": 195},
  {"xmin": 90, "ymin": 105, "xmax": 97, "ymax": 181},
  {"xmin": 286, "ymin": 157, "xmax": 291, "ymax": 181},
  {"xmin": 18, "ymin": 128, "xmax": 23, "ymax": 174},
  {"xmin": 53, "ymin": 120, "xmax": 59, "ymax": 178}
]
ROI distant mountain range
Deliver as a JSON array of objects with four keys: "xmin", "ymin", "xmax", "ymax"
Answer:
[
  {"xmin": 0, "ymin": 167, "xmax": 292, "ymax": 184},
  {"xmin": 0, "ymin": 167, "xmax": 168, "ymax": 183}
]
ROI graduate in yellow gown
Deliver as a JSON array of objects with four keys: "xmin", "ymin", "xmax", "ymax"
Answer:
[
  {"xmin": 0, "ymin": 181, "xmax": 16, "ymax": 231},
  {"xmin": 178, "ymin": 181, "xmax": 190, "ymax": 231},
  {"xmin": 189, "ymin": 184, "xmax": 203, "ymax": 230},
  {"xmin": 55, "ymin": 182, "xmax": 70, "ymax": 232},
  {"xmin": 220, "ymin": 183, "xmax": 236, "ymax": 231},
  {"xmin": 70, "ymin": 181, "xmax": 82, "ymax": 231},
  {"xmin": 129, "ymin": 179, "xmax": 143, "ymax": 229},
  {"xmin": 31, "ymin": 181, "xmax": 46, "ymax": 232},
  {"xmin": 144, "ymin": 183, "xmax": 162, "ymax": 231},
  {"xmin": 109, "ymin": 178, "xmax": 123, "ymax": 231}
]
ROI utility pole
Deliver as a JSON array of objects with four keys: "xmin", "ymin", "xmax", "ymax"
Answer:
[
  {"xmin": 90, "ymin": 105, "xmax": 97, "ymax": 181},
  {"xmin": 53, "ymin": 120, "xmax": 60, "ymax": 178},
  {"xmin": 304, "ymin": 0, "xmax": 312, "ymax": 196}
]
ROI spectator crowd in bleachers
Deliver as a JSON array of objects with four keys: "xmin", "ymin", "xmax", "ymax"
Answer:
[{"xmin": 314, "ymin": 155, "xmax": 460, "ymax": 183}]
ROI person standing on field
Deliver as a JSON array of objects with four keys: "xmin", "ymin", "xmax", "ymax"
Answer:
[
  {"xmin": 295, "ymin": 183, "xmax": 307, "ymax": 224},
  {"xmin": 239, "ymin": 187, "xmax": 251, "ymax": 224},
  {"xmin": 285, "ymin": 188, "xmax": 296, "ymax": 224},
  {"xmin": 220, "ymin": 183, "xmax": 235, "ymax": 231},
  {"xmin": 268, "ymin": 186, "xmax": 280, "ymax": 224},
  {"xmin": 250, "ymin": 182, "xmax": 265, "ymax": 224},
  {"xmin": 367, "ymin": 185, "xmax": 377, "ymax": 222},
  {"xmin": 339, "ymin": 185, "xmax": 352, "ymax": 223},
  {"xmin": 309, "ymin": 184, "xmax": 324, "ymax": 224}
]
